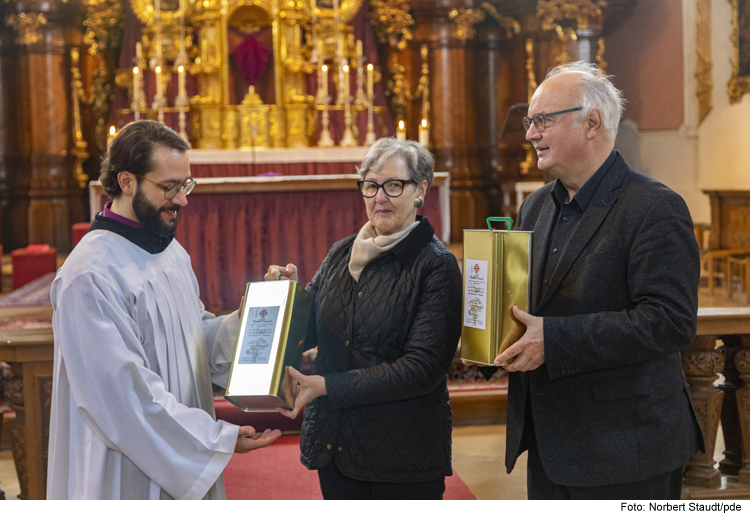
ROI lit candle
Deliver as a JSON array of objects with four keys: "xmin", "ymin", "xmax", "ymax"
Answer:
[
  {"xmin": 155, "ymin": 65, "xmax": 163, "ymax": 108},
  {"xmin": 107, "ymin": 126, "xmax": 117, "ymax": 148},
  {"xmin": 367, "ymin": 63, "xmax": 373, "ymax": 101},
  {"xmin": 397, "ymin": 120, "xmax": 406, "ymax": 140},
  {"xmin": 178, "ymin": 65, "xmax": 186, "ymax": 101},
  {"xmin": 343, "ymin": 64, "xmax": 350, "ymax": 99},
  {"xmin": 132, "ymin": 67, "xmax": 141, "ymax": 120},
  {"xmin": 419, "ymin": 119, "xmax": 429, "ymax": 147},
  {"xmin": 321, "ymin": 64, "xmax": 328, "ymax": 99}
]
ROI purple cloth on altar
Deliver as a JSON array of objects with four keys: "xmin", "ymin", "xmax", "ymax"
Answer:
[{"xmin": 233, "ymin": 34, "xmax": 270, "ymax": 86}]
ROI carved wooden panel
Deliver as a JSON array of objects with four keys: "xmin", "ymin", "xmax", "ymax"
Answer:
[
  {"xmin": 704, "ymin": 190, "xmax": 750, "ymax": 250},
  {"xmin": 683, "ymin": 335, "xmax": 725, "ymax": 488}
]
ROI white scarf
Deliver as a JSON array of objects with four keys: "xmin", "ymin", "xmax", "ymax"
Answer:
[{"xmin": 348, "ymin": 220, "xmax": 420, "ymax": 282}]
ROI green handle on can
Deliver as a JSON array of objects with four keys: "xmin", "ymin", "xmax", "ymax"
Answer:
[{"xmin": 486, "ymin": 217, "xmax": 514, "ymax": 231}]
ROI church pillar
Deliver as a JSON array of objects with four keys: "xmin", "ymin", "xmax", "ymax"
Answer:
[
  {"xmin": 1, "ymin": 0, "xmax": 86, "ymax": 252},
  {"xmin": 411, "ymin": 1, "xmax": 483, "ymax": 240},
  {"xmin": 471, "ymin": 14, "xmax": 519, "ymax": 220},
  {"xmin": 0, "ymin": 20, "xmax": 22, "ymax": 250}
]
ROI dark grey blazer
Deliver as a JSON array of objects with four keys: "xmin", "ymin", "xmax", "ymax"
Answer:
[{"xmin": 507, "ymin": 152, "xmax": 705, "ymax": 488}]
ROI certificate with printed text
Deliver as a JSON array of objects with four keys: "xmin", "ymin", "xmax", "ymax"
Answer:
[
  {"xmin": 238, "ymin": 306, "xmax": 280, "ymax": 365},
  {"xmin": 464, "ymin": 259, "xmax": 488, "ymax": 330}
]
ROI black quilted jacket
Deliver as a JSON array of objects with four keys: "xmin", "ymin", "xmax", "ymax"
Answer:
[{"xmin": 299, "ymin": 216, "xmax": 462, "ymax": 482}]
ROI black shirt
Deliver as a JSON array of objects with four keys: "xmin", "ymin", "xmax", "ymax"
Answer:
[{"xmin": 541, "ymin": 150, "xmax": 617, "ymax": 293}]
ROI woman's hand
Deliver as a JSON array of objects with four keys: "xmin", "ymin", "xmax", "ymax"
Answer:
[
  {"xmin": 264, "ymin": 263, "xmax": 299, "ymax": 282},
  {"xmin": 276, "ymin": 366, "xmax": 326, "ymax": 420}
]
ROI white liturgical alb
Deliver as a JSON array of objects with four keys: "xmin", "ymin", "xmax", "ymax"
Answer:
[{"xmin": 48, "ymin": 230, "xmax": 241, "ymax": 499}]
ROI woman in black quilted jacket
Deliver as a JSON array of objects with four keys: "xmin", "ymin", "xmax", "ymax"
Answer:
[{"xmin": 265, "ymin": 138, "xmax": 462, "ymax": 499}]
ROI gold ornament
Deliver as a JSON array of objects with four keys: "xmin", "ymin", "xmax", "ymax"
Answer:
[
  {"xmin": 5, "ymin": 13, "xmax": 47, "ymax": 45},
  {"xmin": 481, "ymin": 3, "xmax": 520, "ymax": 39},
  {"xmin": 449, "ymin": 8, "xmax": 486, "ymax": 41},
  {"xmin": 537, "ymin": 0, "xmax": 607, "ymax": 65},
  {"xmin": 369, "ymin": 0, "xmax": 413, "ymax": 50}
]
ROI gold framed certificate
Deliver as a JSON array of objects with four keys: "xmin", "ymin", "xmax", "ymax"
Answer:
[{"xmin": 225, "ymin": 280, "xmax": 312, "ymax": 412}]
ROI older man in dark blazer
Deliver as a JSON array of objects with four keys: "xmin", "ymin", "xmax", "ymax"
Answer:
[{"xmin": 494, "ymin": 62, "xmax": 704, "ymax": 499}]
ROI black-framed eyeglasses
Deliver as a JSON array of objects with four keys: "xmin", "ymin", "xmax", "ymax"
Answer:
[
  {"xmin": 522, "ymin": 107, "xmax": 582, "ymax": 132},
  {"xmin": 357, "ymin": 179, "xmax": 415, "ymax": 198},
  {"xmin": 136, "ymin": 174, "xmax": 196, "ymax": 200}
]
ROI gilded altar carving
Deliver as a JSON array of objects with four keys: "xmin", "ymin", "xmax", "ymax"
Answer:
[
  {"xmin": 222, "ymin": 107, "xmax": 239, "ymax": 149},
  {"xmin": 536, "ymin": 0, "xmax": 608, "ymax": 31},
  {"xmin": 449, "ymin": 8, "xmax": 486, "ymax": 42},
  {"xmin": 728, "ymin": 0, "xmax": 750, "ymax": 104},
  {"xmin": 696, "ymin": 0, "xmax": 712, "ymax": 121},
  {"xmin": 4, "ymin": 12, "xmax": 48, "ymax": 46},
  {"xmin": 239, "ymin": 87, "xmax": 270, "ymax": 148},
  {"xmin": 537, "ymin": 1, "xmax": 608, "ymax": 65},
  {"xmin": 595, "ymin": 37, "xmax": 606, "ymax": 71},
  {"xmin": 481, "ymin": 3, "xmax": 520, "ymax": 40},
  {"xmin": 385, "ymin": 44, "xmax": 428, "ymax": 124},
  {"xmin": 71, "ymin": 48, "xmax": 91, "ymax": 189},
  {"xmin": 81, "ymin": 0, "xmax": 127, "ymax": 150},
  {"xmin": 370, "ymin": 0, "xmax": 413, "ymax": 50}
]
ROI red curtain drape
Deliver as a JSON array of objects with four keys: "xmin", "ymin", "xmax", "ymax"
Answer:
[{"xmin": 175, "ymin": 189, "xmax": 442, "ymax": 313}]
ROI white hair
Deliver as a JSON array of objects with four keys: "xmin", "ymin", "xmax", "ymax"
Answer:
[
  {"xmin": 357, "ymin": 137, "xmax": 435, "ymax": 189},
  {"xmin": 545, "ymin": 61, "xmax": 625, "ymax": 140}
]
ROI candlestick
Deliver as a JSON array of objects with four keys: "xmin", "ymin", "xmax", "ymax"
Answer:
[
  {"xmin": 132, "ymin": 67, "xmax": 141, "ymax": 121},
  {"xmin": 152, "ymin": 0, "xmax": 165, "ymax": 124},
  {"xmin": 321, "ymin": 63, "xmax": 328, "ymax": 100},
  {"xmin": 396, "ymin": 120, "xmax": 406, "ymax": 141},
  {"xmin": 175, "ymin": 0, "xmax": 190, "ymax": 144},
  {"xmin": 355, "ymin": 40, "xmax": 365, "ymax": 106},
  {"xmin": 311, "ymin": 0, "xmax": 319, "ymax": 62},
  {"xmin": 343, "ymin": 64, "xmax": 350, "ymax": 100},
  {"xmin": 340, "ymin": 64, "xmax": 356, "ymax": 147},
  {"xmin": 316, "ymin": 40, "xmax": 326, "ymax": 104},
  {"xmin": 318, "ymin": 93, "xmax": 334, "ymax": 147},
  {"xmin": 336, "ymin": 59, "xmax": 347, "ymax": 105},
  {"xmin": 367, "ymin": 63, "xmax": 373, "ymax": 101},
  {"xmin": 365, "ymin": 65, "xmax": 376, "ymax": 147}
]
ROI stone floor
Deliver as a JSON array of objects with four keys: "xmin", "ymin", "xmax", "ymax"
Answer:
[{"xmin": 0, "ymin": 420, "xmax": 730, "ymax": 500}]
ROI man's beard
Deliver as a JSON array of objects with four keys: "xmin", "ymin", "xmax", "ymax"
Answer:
[{"xmin": 132, "ymin": 187, "xmax": 180, "ymax": 238}]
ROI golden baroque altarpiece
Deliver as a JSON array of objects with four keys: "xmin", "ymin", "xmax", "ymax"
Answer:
[{"xmin": 0, "ymin": 0, "xmax": 646, "ymax": 254}]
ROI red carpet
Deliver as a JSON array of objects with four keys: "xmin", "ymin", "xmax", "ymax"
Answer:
[{"xmin": 223, "ymin": 435, "xmax": 476, "ymax": 500}]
